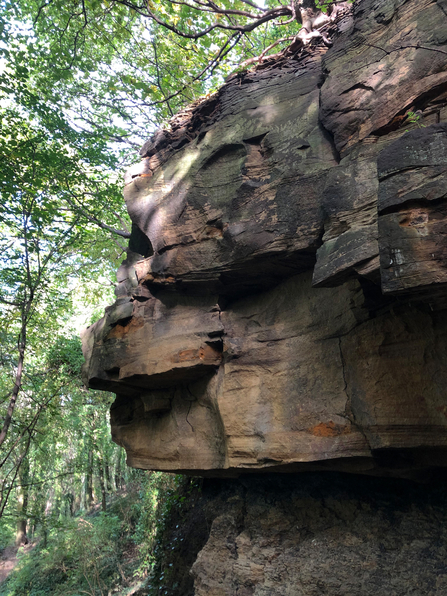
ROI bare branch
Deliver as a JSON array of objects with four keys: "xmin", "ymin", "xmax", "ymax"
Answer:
[
  {"xmin": 240, "ymin": 35, "xmax": 295, "ymax": 67},
  {"xmin": 114, "ymin": 0, "xmax": 291, "ymax": 39},
  {"xmin": 33, "ymin": 0, "xmax": 53, "ymax": 25},
  {"xmin": 64, "ymin": 193, "xmax": 131, "ymax": 239}
]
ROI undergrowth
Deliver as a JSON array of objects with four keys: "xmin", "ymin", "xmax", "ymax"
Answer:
[{"xmin": 0, "ymin": 472, "xmax": 203, "ymax": 596}]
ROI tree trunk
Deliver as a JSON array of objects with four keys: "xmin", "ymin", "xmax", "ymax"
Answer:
[
  {"xmin": 115, "ymin": 448, "xmax": 123, "ymax": 489},
  {"xmin": 85, "ymin": 449, "xmax": 94, "ymax": 510},
  {"xmin": 66, "ymin": 492, "xmax": 75, "ymax": 516},
  {"xmin": 0, "ymin": 324, "xmax": 27, "ymax": 449},
  {"xmin": 15, "ymin": 455, "xmax": 29, "ymax": 546},
  {"xmin": 105, "ymin": 458, "xmax": 113, "ymax": 492},
  {"xmin": 293, "ymin": 0, "xmax": 318, "ymax": 25},
  {"xmin": 0, "ymin": 277, "xmax": 34, "ymax": 450},
  {"xmin": 292, "ymin": 0, "xmax": 333, "ymax": 45},
  {"xmin": 97, "ymin": 454, "xmax": 107, "ymax": 512},
  {"xmin": 15, "ymin": 518, "xmax": 27, "ymax": 546}
]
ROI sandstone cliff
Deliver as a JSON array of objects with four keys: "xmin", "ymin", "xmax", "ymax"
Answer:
[
  {"xmin": 82, "ymin": 1, "xmax": 447, "ymax": 593},
  {"xmin": 83, "ymin": 0, "xmax": 447, "ymax": 480}
]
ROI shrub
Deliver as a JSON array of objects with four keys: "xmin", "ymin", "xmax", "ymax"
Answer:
[{"xmin": 1, "ymin": 512, "xmax": 121, "ymax": 596}]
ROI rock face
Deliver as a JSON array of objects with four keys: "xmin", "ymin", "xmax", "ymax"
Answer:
[
  {"xmin": 189, "ymin": 474, "xmax": 447, "ymax": 596},
  {"xmin": 82, "ymin": 0, "xmax": 447, "ymax": 479},
  {"xmin": 82, "ymin": 1, "xmax": 447, "ymax": 593}
]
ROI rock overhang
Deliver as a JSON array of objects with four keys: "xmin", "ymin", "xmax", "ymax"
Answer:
[{"xmin": 82, "ymin": 0, "xmax": 447, "ymax": 479}]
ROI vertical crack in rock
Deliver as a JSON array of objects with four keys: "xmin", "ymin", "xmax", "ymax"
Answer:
[
  {"xmin": 337, "ymin": 333, "xmax": 371, "ymax": 452},
  {"xmin": 337, "ymin": 335, "xmax": 349, "ymax": 401},
  {"xmin": 186, "ymin": 400, "xmax": 195, "ymax": 433}
]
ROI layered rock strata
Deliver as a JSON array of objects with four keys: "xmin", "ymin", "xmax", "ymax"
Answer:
[{"xmin": 82, "ymin": 0, "xmax": 447, "ymax": 478}]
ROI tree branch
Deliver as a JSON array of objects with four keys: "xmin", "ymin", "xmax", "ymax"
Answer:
[{"xmin": 64, "ymin": 193, "xmax": 131, "ymax": 239}]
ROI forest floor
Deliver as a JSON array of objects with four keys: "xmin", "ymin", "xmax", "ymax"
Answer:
[
  {"xmin": 0, "ymin": 543, "xmax": 34, "ymax": 584},
  {"xmin": 0, "ymin": 538, "xmax": 147, "ymax": 595}
]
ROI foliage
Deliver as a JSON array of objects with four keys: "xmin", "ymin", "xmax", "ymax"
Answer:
[
  {"xmin": 5, "ymin": 0, "xmax": 346, "ymax": 136},
  {"xmin": 0, "ymin": 516, "xmax": 14, "ymax": 552},
  {"xmin": 0, "ymin": 0, "xmax": 130, "ymax": 526},
  {"xmin": 46, "ymin": 336, "xmax": 86, "ymax": 378},
  {"xmin": 0, "ymin": 472, "xmax": 204, "ymax": 596},
  {"xmin": 133, "ymin": 473, "xmax": 183, "ymax": 572},
  {"xmin": 406, "ymin": 110, "xmax": 425, "ymax": 128},
  {"xmin": 2, "ymin": 512, "xmax": 122, "ymax": 595},
  {"xmin": 141, "ymin": 475, "xmax": 206, "ymax": 596}
]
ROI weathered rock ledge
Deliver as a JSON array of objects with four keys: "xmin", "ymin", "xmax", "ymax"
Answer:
[{"xmin": 82, "ymin": 0, "xmax": 447, "ymax": 479}]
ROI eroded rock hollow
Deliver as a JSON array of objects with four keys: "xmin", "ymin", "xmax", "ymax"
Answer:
[{"xmin": 82, "ymin": 0, "xmax": 447, "ymax": 591}]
